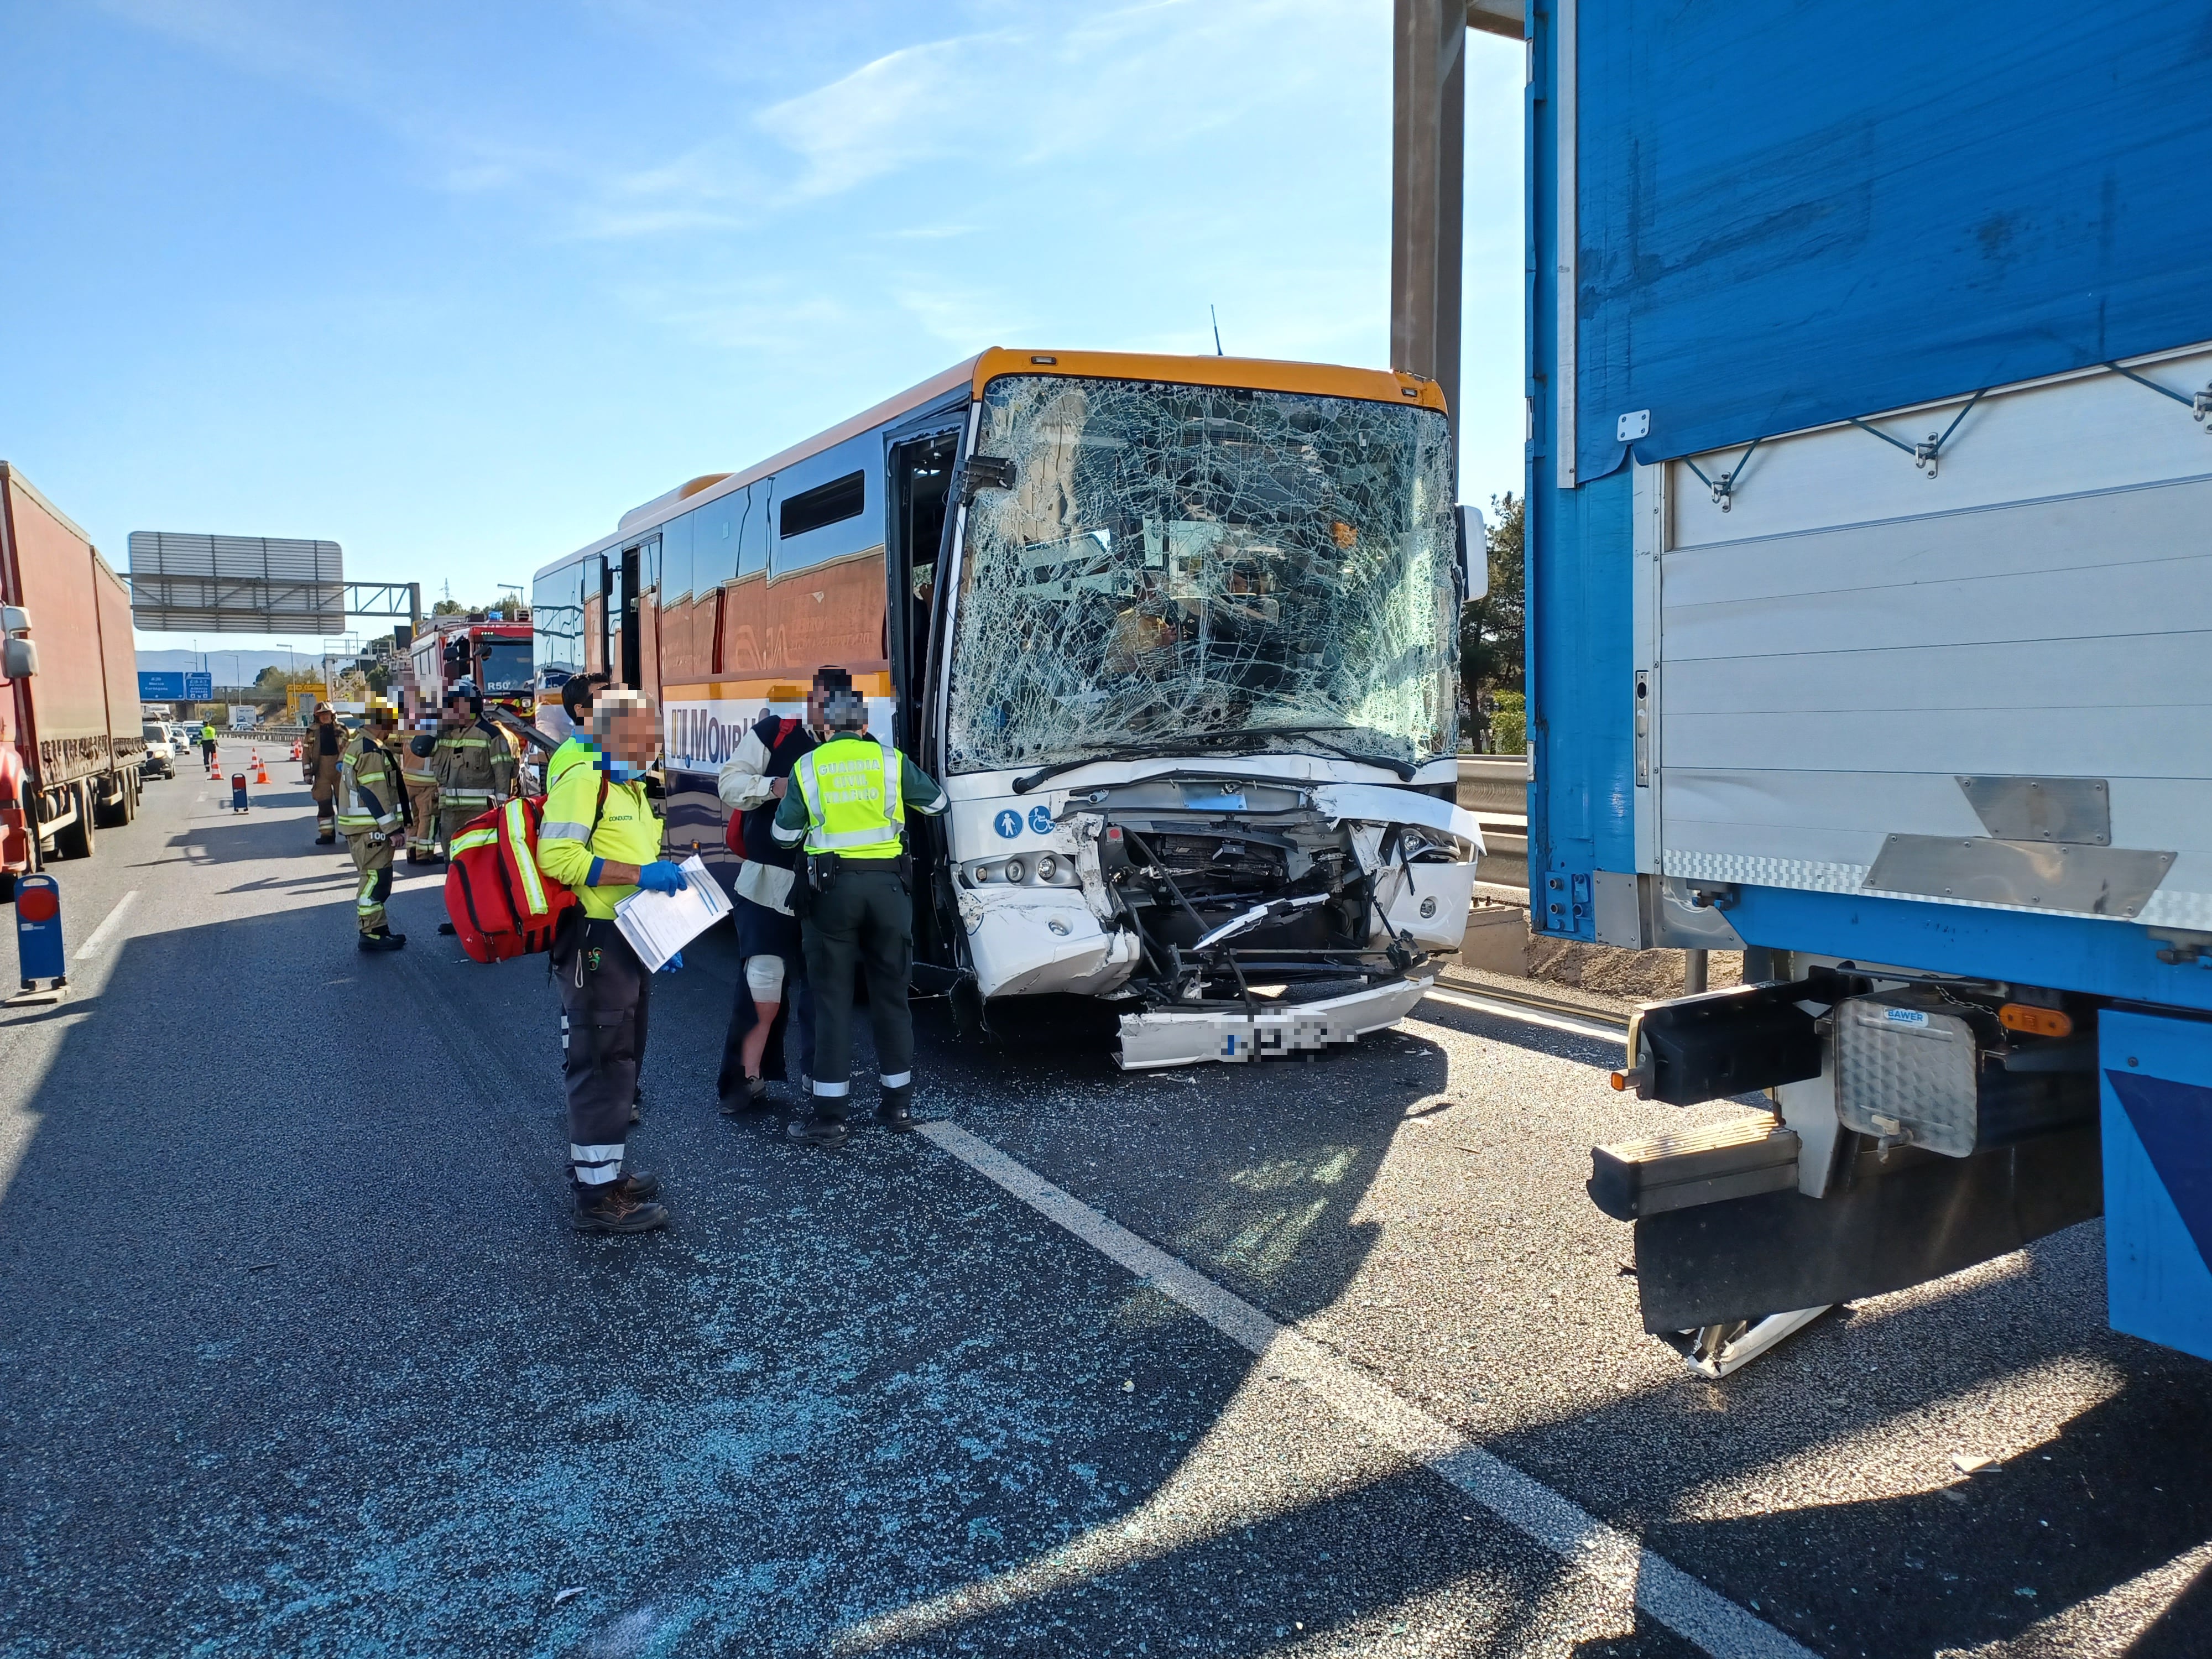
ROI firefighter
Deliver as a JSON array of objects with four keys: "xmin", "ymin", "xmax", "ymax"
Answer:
[
  {"xmin": 301, "ymin": 704, "xmax": 344, "ymax": 844},
  {"xmin": 431, "ymin": 679, "xmax": 517, "ymax": 849},
  {"xmin": 398, "ymin": 701, "xmax": 441, "ymax": 864},
  {"xmin": 714, "ymin": 677, "xmax": 820, "ymax": 1115},
  {"xmin": 338, "ymin": 702, "xmax": 408, "ymax": 952},
  {"xmin": 533, "ymin": 688, "xmax": 681, "ymax": 1234},
  {"xmin": 770, "ymin": 669, "xmax": 946, "ymax": 1147}
]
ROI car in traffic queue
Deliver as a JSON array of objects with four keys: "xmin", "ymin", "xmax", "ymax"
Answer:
[{"xmin": 139, "ymin": 722, "xmax": 176, "ymax": 779}]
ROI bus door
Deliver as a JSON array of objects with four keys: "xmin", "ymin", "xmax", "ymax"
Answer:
[
  {"xmin": 616, "ymin": 537, "xmax": 656, "ymax": 703},
  {"xmin": 889, "ymin": 431, "xmax": 960, "ymax": 751},
  {"xmin": 889, "ymin": 426, "xmax": 964, "ymax": 982},
  {"xmin": 617, "ymin": 542, "xmax": 645, "ymax": 690},
  {"xmin": 582, "ymin": 555, "xmax": 609, "ymax": 677}
]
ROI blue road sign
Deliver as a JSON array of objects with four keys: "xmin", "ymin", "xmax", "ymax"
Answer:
[
  {"xmin": 137, "ymin": 670, "xmax": 213, "ymax": 701},
  {"xmin": 15, "ymin": 874, "xmax": 65, "ymax": 984}
]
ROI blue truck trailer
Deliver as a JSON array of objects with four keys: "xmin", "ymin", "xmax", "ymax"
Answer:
[{"xmin": 1525, "ymin": 1, "xmax": 2212, "ymax": 1370}]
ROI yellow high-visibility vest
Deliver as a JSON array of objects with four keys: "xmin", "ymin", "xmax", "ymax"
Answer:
[{"xmin": 793, "ymin": 737, "xmax": 905, "ymax": 859}]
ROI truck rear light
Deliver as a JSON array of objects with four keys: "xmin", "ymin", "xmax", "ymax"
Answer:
[{"xmin": 1999, "ymin": 1002, "xmax": 2073, "ymax": 1038}]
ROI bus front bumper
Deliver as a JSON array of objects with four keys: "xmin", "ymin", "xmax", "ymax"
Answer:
[{"xmin": 1114, "ymin": 974, "xmax": 1434, "ymax": 1071}]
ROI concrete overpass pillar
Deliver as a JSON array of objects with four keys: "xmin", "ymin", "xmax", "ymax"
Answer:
[{"xmin": 1390, "ymin": 0, "xmax": 1466, "ymax": 435}]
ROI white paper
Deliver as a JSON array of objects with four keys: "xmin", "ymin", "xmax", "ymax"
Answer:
[{"xmin": 613, "ymin": 854, "xmax": 731, "ymax": 972}]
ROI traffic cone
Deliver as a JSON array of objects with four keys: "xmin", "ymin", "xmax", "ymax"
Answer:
[
  {"xmin": 289, "ymin": 741, "xmax": 300, "ymax": 761},
  {"xmin": 254, "ymin": 759, "xmax": 269, "ymax": 784}
]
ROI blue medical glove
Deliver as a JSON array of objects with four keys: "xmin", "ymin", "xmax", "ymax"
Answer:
[
  {"xmin": 659, "ymin": 951, "xmax": 684, "ymax": 973},
  {"xmin": 635, "ymin": 860, "xmax": 686, "ymax": 895}
]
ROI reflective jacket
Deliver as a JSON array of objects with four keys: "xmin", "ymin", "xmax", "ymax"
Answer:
[
  {"xmin": 545, "ymin": 735, "xmax": 596, "ymax": 790},
  {"xmin": 774, "ymin": 734, "xmax": 946, "ymax": 859},
  {"xmin": 535, "ymin": 757, "xmax": 662, "ymax": 921},
  {"xmin": 336, "ymin": 732, "xmax": 406, "ymax": 836},
  {"xmin": 431, "ymin": 717, "xmax": 517, "ymax": 814},
  {"xmin": 398, "ymin": 720, "xmax": 440, "ymax": 787}
]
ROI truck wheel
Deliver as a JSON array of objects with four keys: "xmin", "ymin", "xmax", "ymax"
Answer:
[
  {"xmin": 54, "ymin": 784, "xmax": 95, "ymax": 859},
  {"xmin": 93, "ymin": 776, "xmax": 131, "ymax": 829}
]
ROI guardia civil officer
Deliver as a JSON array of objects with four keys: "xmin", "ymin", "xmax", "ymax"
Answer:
[
  {"xmin": 771, "ymin": 669, "xmax": 946, "ymax": 1147},
  {"xmin": 533, "ymin": 688, "xmax": 685, "ymax": 1233}
]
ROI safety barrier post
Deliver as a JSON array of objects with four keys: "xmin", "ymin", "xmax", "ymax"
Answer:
[{"xmin": 8, "ymin": 874, "xmax": 67, "ymax": 1005}]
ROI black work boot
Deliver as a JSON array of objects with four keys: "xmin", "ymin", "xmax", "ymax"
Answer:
[
  {"xmin": 610, "ymin": 1170, "xmax": 660, "ymax": 1202},
  {"xmin": 572, "ymin": 1182, "xmax": 667, "ymax": 1234},
  {"xmin": 358, "ymin": 930, "xmax": 407, "ymax": 952},
  {"xmin": 719, "ymin": 1077, "xmax": 771, "ymax": 1118},
  {"xmin": 315, "ymin": 831, "xmax": 336, "ymax": 846},
  {"xmin": 786, "ymin": 1113, "xmax": 849, "ymax": 1149},
  {"xmin": 876, "ymin": 1085, "xmax": 914, "ymax": 1133},
  {"xmin": 436, "ymin": 920, "xmax": 457, "ymax": 935}
]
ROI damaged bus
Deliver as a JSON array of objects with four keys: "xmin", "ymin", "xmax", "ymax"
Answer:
[{"xmin": 532, "ymin": 349, "xmax": 1485, "ymax": 1067}]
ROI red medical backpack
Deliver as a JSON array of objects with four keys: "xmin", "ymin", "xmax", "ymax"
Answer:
[{"xmin": 442, "ymin": 781, "xmax": 606, "ymax": 964}]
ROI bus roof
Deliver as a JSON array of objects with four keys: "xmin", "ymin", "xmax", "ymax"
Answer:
[{"xmin": 535, "ymin": 350, "xmax": 1447, "ymax": 582}]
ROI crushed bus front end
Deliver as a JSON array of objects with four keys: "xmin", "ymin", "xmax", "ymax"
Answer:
[
  {"xmin": 942, "ymin": 766, "xmax": 1481, "ymax": 1066},
  {"xmin": 930, "ymin": 364, "xmax": 1473, "ymax": 1065}
]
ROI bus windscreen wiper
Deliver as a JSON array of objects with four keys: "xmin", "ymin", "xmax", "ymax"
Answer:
[
  {"xmin": 1011, "ymin": 735, "xmax": 1245, "ymax": 794},
  {"xmin": 1260, "ymin": 727, "xmax": 1419, "ymax": 780},
  {"xmin": 1011, "ymin": 727, "xmax": 1416, "ymax": 794}
]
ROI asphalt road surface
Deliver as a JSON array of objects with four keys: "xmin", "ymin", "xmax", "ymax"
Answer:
[{"xmin": 3, "ymin": 753, "xmax": 2209, "ymax": 1657}]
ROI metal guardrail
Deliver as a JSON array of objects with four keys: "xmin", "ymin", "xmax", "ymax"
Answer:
[{"xmin": 1457, "ymin": 755, "xmax": 1529, "ymax": 894}]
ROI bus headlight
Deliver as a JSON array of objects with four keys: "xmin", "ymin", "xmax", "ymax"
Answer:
[
  {"xmin": 1036, "ymin": 854, "xmax": 1058, "ymax": 882},
  {"xmin": 1005, "ymin": 858, "xmax": 1026, "ymax": 884}
]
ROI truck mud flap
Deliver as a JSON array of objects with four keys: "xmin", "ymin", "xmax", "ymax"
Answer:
[
  {"xmin": 1632, "ymin": 1123, "xmax": 2103, "ymax": 1333},
  {"xmin": 1114, "ymin": 974, "xmax": 1432, "ymax": 1071}
]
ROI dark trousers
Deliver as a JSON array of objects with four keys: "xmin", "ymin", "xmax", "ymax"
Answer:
[
  {"xmin": 799, "ymin": 865, "xmax": 914, "ymax": 1117},
  {"xmin": 554, "ymin": 919, "xmax": 651, "ymax": 1191}
]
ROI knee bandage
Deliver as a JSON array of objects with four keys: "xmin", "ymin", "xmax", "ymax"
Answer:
[{"xmin": 744, "ymin": 954, "xmax": 786, "ymax": 1000}]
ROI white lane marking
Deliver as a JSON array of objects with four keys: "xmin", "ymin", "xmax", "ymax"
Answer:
[
  {"xmin": 917, "ymin": 1120, "xmax": 1813, "ymax": 1659},
  {"xmin": 74, "ymin": 890, "xmax": 140, "ymax": 960},
  {"xmin": 1421, "ymin": 985, "xmax": 1627, "ymax": 1045}
]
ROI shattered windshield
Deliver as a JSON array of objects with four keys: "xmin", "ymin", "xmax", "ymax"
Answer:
[{"xmin": 945, "ymin": 375, "xmax": 1456, "ymax": 775}]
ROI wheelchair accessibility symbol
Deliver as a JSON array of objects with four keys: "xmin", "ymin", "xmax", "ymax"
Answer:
[
  {"xmin": 1028, "ymin": 805, "xmax": 1055, "ymax": 834},
  {"xmin": 994, "ymin": 809, "xmax": 1022, "ymax": 838}
]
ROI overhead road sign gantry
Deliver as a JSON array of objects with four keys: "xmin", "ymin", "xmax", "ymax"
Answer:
[
  {"xmin": 126, "ymin": 531, "xmax": 421, "ymax": 634},
  {"xmin": 127, "ymin": 533, "xmax": 345, "ymax": 634}
]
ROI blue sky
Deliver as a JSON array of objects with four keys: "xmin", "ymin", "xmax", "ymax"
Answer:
[{"xmin": 3, "ymin": 1, "xmax": 1525, "ymax": 659}]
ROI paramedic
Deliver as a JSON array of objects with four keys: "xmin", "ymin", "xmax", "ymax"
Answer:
[{"xmin": 534, "ymin": 688, "xmax": 682, "ymax": 1234}]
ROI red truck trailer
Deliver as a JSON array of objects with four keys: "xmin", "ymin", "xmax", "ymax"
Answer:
[{"xmin": 0, "ymin": 462, "xmax": 144, "ymax": 892}]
